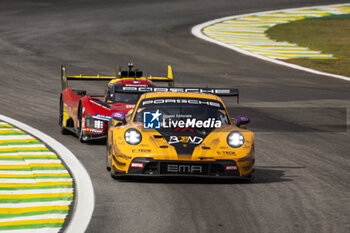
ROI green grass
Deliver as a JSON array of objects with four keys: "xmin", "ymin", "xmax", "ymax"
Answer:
[{"xmin": 266, "ymin": 14, "xmax": 350, "ymax": 77}]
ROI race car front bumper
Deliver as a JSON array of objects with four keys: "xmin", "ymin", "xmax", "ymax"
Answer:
[
  {"xmin": 81, "ymin": 132, "xmax": 107, "ymax": 141},
  {"xmin": 115, "ymin": 158, "xmax": 254, "ymax": 178}
]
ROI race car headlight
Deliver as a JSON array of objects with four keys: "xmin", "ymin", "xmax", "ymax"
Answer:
[
  {"xmin": 124, "ymin": 129, "xmax": 142, "ymax": 145},
  {"xmin": 227, "ymin": 131, "xmax": 244, "ymax": 148}
]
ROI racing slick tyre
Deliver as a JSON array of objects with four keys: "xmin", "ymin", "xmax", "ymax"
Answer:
[
  {"xmin": 59, "ymin": 99, "xmax": 70, "ymax": 135},
  {"xmin": 242, "ymin": 173, "xmax": 255, "ymax": 183},
  {"xmin": 77, "ymin": 106, "xmax": 86, "ymax": 143},
  {"xmin": 110, "ymin": 166, "xmax": 122, "ymax": 179},
  {"xmin": 106, "ymin": 120, "xmax": 112, "ymax": 171},
  {"xmin": 110, "ymin": 158, "xmax": 124, "ymax": 180},
  {"xmin": 106, "ymin": 140, "xmax": 112, "ymax": 171}
]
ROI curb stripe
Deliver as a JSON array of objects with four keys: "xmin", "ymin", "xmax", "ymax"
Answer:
[
  {"xmin": 0, "ymin": 210, "xmax": 69, "ymax": 219},
  {"xmin": 0, "ymin": 119, "xmax": 74, "ymax": 232},
  {"xmin": 0, "ymin": 228, "xmax": 61, "ymax": 233},
  {"xmin": 0, "ymin": 197, "xmax": 73, "ymax": 204},
  {"xmin": 0, "ymin": 145, "xmax": 47, "ymax": 148},
  {"xmin": 0, "ymin": 115, "xmax": 94, "ymax": 233},
  {"xmin": 0, "ymin": 179, "xmax": 72, "ymax": 183},
  {"xmin": 0, "ymin": 182, "xmax": 72, "ymax": 187},
  {"xmin": 0, "ymin": 152, "xmax": 56, "ymax": 156},
  {"xmin": 0, "ymin": 189, "xmax": 73, "ymax": 194},
  {"xmin": 0, "ymin": 201, "xmax": 72, "ymax": 208},
  {"xmin": 0, "ymin": 214, "xmax": 68, "ymax": 223},
  {"xmin": 0, "ymin": 136, "xmax": 35, "ymax": 140},
  {"xmin": 0, "ymin": 161, "xmax": 61, "ymax": 165},
  {"xmin": 0, "ymin": 186, "xmax": 73, "ymax": 191},
  {"xmin": 192, "ymin": 3, "xmax": 350, "ymax": 81},
  {"xmin": 0, "ymin": 168, "xmax": 67, "ymax": 171},
  {"xmin": 0, "ymin": 171, "xmax": 68, "ymax": 174},
  {"xmin": 0, "ymin": 175, "xmax": 71, "ymax": 178}
]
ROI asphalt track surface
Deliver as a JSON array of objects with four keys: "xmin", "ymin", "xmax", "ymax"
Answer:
[{"xmin": 0, "ymin": 0, "xmax": 349, "ymax": 232}]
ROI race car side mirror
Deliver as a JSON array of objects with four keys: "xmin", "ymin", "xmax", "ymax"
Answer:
[
  {"xmin": 236, "ymin": 115, "xmax": 250, "ymax": 127},
  {"xmin": 111, "ymin": 112, "xmax": 126, "ymax": 125}
]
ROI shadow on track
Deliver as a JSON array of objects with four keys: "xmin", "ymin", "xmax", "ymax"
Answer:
[{"xmin": 113, "ymin": 166, "xmax": 303, "ymax": 184}]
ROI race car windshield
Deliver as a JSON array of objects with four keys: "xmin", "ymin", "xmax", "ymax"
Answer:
[
  {"xmin": 113, "ymin": 93, "xmax": 142, "ymax": 104},
  {"xmin": 134, "ymin": 97, "xmax": 229, "ymax": 126}
]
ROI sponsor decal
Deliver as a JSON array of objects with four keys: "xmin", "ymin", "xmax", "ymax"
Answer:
[
  {"xmin": 142, "ymin": 98, "xmax": 220, "ymax": 107},
  {"xmin": 163, "ymin": 114, "xmax": 192, "ymax": 119},
  {"xmin": 167, "ymin": 164, "xmax": 203, "ymax": 173},
  {"xmin": 225, "ymin": 165, "xmax": 237, "ymax": 170},
  {"xmin": 168, "ymin": 136, "xmax": 203, "ymax": 145},
  {"xmin": 143, "ymin": 110, "xmax": 162, "ymax": 129},
  {"xmin": 85, "ymin": 128, "xmax": 103, "ymax": 133},
  {"xmin": 237, "ymin": 115, "xmax": 249, "ymax": 122},
  {"xmin": 143, "ymin": 110, "xmax": 221, "ymax": 129},
  {"xmin": 94, "ymin": 114, "xmax": 111, "ymax": 121},
  {"xmin": 126, "ymin": 104, "xmax": 135, "ymax": 109},
  {"xmin": 163, "ymin": 118, "xmax": 221, "ymax": 128},
  {"xmin": 132, "ymin": 149, "xmax": 151, "ymax": 153},
  {"xmin": 131, "ymin": 162, "xmax": 144, "ymax": 168},
  {"xmin": 124, "ymin": 84, "xmax": 147, "ymax": 87},
  {"xmin": 217, "ymin": 151, "xmax": 236, "ymax": 156},
  {"xmin": 123, "ymin": 86, "xmax": 232, "ymax": 95},
  {"xmin": 112, "ymin": 112, "xmax": 125, "ymax": 119},
  {"xmin": 132, "ymin": 81, "xmax": 142, "ymax": 84}
]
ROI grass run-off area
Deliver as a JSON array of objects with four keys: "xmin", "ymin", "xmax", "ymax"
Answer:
[{"xmin": 266, "ymin": 14, "xmax": 350, "ymax": 77}]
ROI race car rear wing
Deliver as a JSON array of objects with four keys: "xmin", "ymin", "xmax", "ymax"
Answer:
[
  {"xmin": 61, "ymin": 64, "xmax": 174, "ymax": 90},
  {"xmin": 115, "ymin": 86, "xmax": 240, "ymax": 104}
]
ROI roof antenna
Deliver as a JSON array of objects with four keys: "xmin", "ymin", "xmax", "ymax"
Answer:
[
  {"xmin": 128, "ymin": 62, "xmax": 133, "ymax": 72},
  {"xmin": 128, "ymin": 62, "xmax": 136, "ymax": 80}
]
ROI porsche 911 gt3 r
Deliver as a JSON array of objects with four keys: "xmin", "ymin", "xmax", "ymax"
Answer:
[{"xmin": 106, "ymin": 87, "xmax": 254, "ymax": 180}]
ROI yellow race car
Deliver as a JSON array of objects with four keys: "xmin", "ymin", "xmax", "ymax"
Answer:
[{"xmin": 106, "ymin": 87, "xmax": 254, "ymax": 180}]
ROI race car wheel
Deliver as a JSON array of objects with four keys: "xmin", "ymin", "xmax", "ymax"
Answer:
[
  {"xmin": 77, "ymin": 106, "xmax": 86, "ymax": 143},
  {"xmin": 59, "ymin": 99, "xmax": 70, "ymax": 135},
  {"xmin": 242, "ymin": 173, "xmax": 255, "ymax": 183},
  {"xmin": 248, "ymin": 173, "xmax": 255, "ymax": 182},
  {"xmin": 110, "ymin": 162, "xmax": 124, "ymax": 179},
  {"xmin": 110, "ymin": 165, "xmax": 119, "ymax": 178},
  {"xmin": 106, "ymin": 139, "xmax": 111, "ymax": 171}
]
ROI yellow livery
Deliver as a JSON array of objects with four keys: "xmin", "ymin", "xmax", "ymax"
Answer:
[{"xmin": 106, "ymin": 88, "xmax": 254, "ymax": 180}]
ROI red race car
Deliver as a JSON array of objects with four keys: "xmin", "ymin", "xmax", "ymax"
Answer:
[{"xmin": 59, "ymin": 63, "xmax": 174, "ymax": 142}]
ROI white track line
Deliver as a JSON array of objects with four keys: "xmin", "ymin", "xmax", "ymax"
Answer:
[
  {"xmin": 192, "ymin": 3, "xmax": 350, "ymax": 82},
  {"xmin": 0, "ymin": 115, "xmax": 94, "ymax": 233}
]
